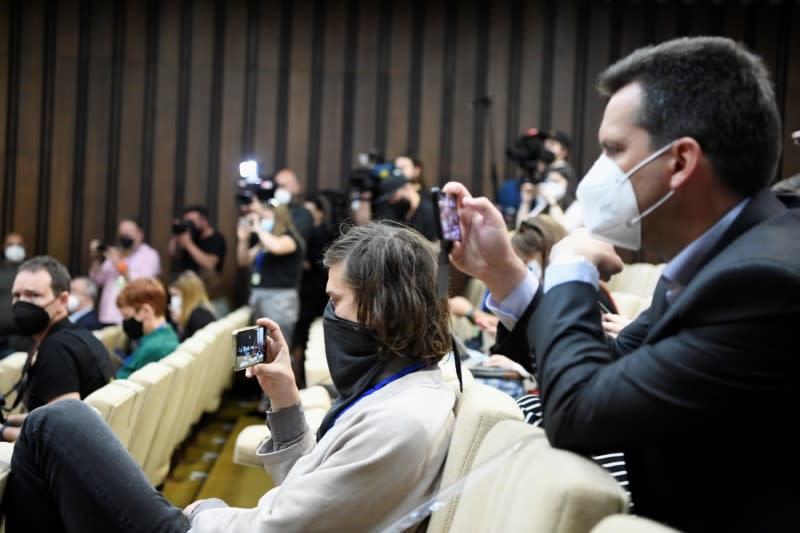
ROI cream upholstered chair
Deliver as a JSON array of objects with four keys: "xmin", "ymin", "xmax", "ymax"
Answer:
[
  {"xmin": 0, "ymin": 441, "xmax": 14, "ymax": 503},
  {"xmin": 233, "ymin": 406, "xmax": 329, "ymax": 467},
  {"xmin": 605, "ymin": 263, "xmax": 666, "ymax": 304},
  {"xmin": 159, "ymin": 350, "xmax": 201, "ymax": 449},
  {"xmin": 83, "ymin": 380, "xmax": 146, "ymax": 450},
  {"xmin": 591, "ymin": 515, "xmax": 682, "ymax": 533},
  {"xmin": 304, "ymin": 317, "xmax": 331, "ymax": 387},
  {"xmin": 425, "ymin": 382, "xmax": 523, "ymax": 533},
  {"xmin": 141, "ymin": 353, "xmax": 195, "ymax": 486},
  {"xmin": 610, "ymin": 291, "xmax": 651, "ymax": 320},
  {"xmin": 0, "ymin": 353, "xmax": 27, "ymax": 414},
  {"xmin": 115, "ymin": 362, "xmax": 176, "ymax": 480},
  {"xmin": 443, "ymin": 420, "xmax": 628, "ymax": 533}
]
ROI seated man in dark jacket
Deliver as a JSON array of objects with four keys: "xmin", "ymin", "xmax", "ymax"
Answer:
[{"xmin": 68, "ymin": 276, "xmax": 106, "ymax": 331}]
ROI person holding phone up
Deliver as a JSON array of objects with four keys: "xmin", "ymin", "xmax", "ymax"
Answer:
[{"xmin": 6, "ymin": 222, "xmax": 456, "ymax": 532}]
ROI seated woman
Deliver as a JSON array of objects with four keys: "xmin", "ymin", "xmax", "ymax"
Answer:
[
  {"xmin": 115, "ymin": 278, "xmax": 180, "ymax": 379},
  {"xmin": 169, "ymin": 270, "xmax": 217, "ymax": 341},
  {"xmin": 5, "ymin": 222, "xmax": 456, "ymax": 532}
]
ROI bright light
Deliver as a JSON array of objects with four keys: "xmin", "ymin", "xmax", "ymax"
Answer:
[{"xmin": 239, "ymin": 160, "xmax": 258, "ymax": 180}]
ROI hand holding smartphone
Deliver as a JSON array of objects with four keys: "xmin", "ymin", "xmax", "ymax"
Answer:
[
  {"xmin": 232, "ymin": 325, "xmax": 268, "ymax": 371},
  {"xmin": 431, "ymin": 187, "xmax": 462, "ymax": 250}
]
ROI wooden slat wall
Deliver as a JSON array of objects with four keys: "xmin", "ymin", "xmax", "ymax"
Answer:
[{"xmin": 0, "ymin": 0, "xmax": 798, "ymax": 298}]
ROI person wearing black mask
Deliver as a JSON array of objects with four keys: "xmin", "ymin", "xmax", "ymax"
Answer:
[
  {"xmin": 114, "ymin": 278, "xmax": 179, "ymax": 379},
  {"xmin": 372, "ymin": 174, "xmax": 439, "ymax": 242},
  {"xmin": 5, "ymin": 222, "xmax": 456, "ymax": 532},
  {"xmin": 89, "ymin": 217, "xmax": 162, "ymax": 325},
  {"xmin": 0, "ymin": 231, "xmax": 33, "ymax": 357},
  {"xmin": 0, "ymin": 256, "xmax": 112, "ymax": 442}
]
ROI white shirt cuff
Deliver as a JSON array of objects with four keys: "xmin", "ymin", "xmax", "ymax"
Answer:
[
  {"xmin": 543, "ymin": 261, "xmax": 599, "ymax": 293},
  {"xmin": 486, "ymin": 270, "xmax": 539, "ymax": 331}
]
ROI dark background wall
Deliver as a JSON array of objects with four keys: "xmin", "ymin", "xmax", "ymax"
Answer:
[{"xmin": 1, "ymin": 0, "xmax": 799, "ymax": 297}]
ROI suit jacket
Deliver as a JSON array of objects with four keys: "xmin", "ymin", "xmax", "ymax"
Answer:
[
  {"xmin": 75, "ymin": 310, "xmax": 106, "ymax": 331},
  {"xmin": 190, "ymin": 368, "xmax": 455, "ymax": 533},
  {"xmin": 496, "ymin": 189, "xmax": 800, "ymax": 532}
]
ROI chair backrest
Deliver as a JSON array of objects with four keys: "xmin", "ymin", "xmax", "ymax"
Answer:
[
  {"xmin": 605, "ymin": 263, "xmax": 665, "ymax": 302},
  {"xmin": 446, "ymin": 420, "xmax": 629, "ymax": 533},
  {"xmin": 115, "ymin": 362, "xmax": 176, "ymax": 476},
  {"xmin": 0, "ymin": 353, "xmax": 27, "ymax": 412},
  {"xmin": 93, "ymin": 324, "xmax": 127, "ymax": 353},
  {"xmin": 83, "ymin": 380, "xmax": 146, "ymax": 449},
  {"xmin": 591, "ymin": 515, "xmax": 681, "ymax": 533},
  {"xmin": 142, "ymin": 351, "xmax": 195, "ymax": 486},
  {"xmin": 426, "ymin": 383, "xmax": 523, "ymax": 533},
  {"xmin": 610, "ymin": 291, "xmax": 650, "ymax": 320},
  {"xmin": 0, "ymin": 441, "xmax": 14, "ymax": 509}
]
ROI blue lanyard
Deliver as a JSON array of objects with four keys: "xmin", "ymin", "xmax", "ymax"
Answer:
[
  {"xmin": 332, "ymin": 362, "xmax": 426, "ymax": 426},
  {"xmin": 254, "ymin": 251, "xmax": 266, "ymax": 269}
]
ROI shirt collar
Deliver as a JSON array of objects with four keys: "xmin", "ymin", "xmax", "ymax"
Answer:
[
  {"xmin": 68, "ymin": 306, "xmax": 93, "ymax": 323},
  {"xmin": 662, "ymin": 197, "xmax": 750, "ymax": 291}
]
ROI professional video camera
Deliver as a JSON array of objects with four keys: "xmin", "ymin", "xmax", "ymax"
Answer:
[
  {"xmin": 236, "ymin": 159, "xmax": 277, "ymax": 205},
  {"xmin": 506, "ymin": 128, "xmax": 555, "ymax": 183},
  {"xmin": 347, "ymin": 148, "xmax": 398, "ymax": 194}
]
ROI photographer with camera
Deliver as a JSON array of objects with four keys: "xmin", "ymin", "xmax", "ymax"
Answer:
[
  {"xmin": 371, "ymin": 172, "xmax": 439, "ymax": 242},
  {"xmin": 89, "ymin": 218, "xmax": 162, "ymax": 324},
  {"xmin": 1, "ymin": 256, "xmax": 112, "ymax": 442},
  {"xmin": 168, "ymin": 205, "xmax": 228, "ymax": 315}
]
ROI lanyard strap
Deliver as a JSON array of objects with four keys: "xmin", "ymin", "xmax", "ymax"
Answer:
[
  {"xmin": 254, "ymin": 251, "xmax": 266, "ymax": 269},
  {"xmin": 332, "ymin": 362, "xmax": 426, "ymax": 426}
]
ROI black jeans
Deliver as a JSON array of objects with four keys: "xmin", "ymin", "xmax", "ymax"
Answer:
[{"xmin": 4, "ymin": 399, "xmax": 190, "ymax": 533}]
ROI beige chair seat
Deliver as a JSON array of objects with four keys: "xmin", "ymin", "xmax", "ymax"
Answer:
[
  {"xmin": 0, "ymin": 441, "xmax": 14, "ymax": 504},
  {"xmin": 298, "ymin": 386, "xmax": 332, "ymax": 411},
  {"xmin": 445, "ymin": 419, "xmax": 629, "ymax": 533},
  {"xmin": 233, "ymin": 407, "xmax": 328, "ymax": 468},
  {"xmin": 83, "ymin": 380, "xmax": 146, "ymax": 449},
  {"xmin": 0, "ymin": 353, "xmax": 28, "ymax": 414}
]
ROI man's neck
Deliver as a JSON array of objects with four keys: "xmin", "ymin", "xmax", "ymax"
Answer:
[
  {"xmin": 405, "ymin": 192, "xmax": 421, "ymax": 220},
  {"xmin": 201, "ymin": 227, "xmax": 214, "ymax": 239},
  {"xmin": 143, "ymin": 316, "xmax": 167, "ymax": 336}
]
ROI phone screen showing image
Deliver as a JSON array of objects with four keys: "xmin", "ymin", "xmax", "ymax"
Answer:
[
  {"xmin": 438, "ymin": 193, "xmax": 462, "ymax": 242},
  {"xmin": 232, "ymin": 326, "xmax": 267, "ymax": 371}
]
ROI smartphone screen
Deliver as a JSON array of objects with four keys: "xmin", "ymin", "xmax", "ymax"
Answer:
[
  {"xmin": 232, "ymin": 326, "xmax": 267, "ymax": 371},
  {"xmin": 438, "ymin": 192, "xmax": 462, "ymax": 242}
]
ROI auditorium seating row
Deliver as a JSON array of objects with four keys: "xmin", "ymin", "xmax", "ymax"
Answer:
[
  {"xmin": 0, "ymin": 305, "xmax": 252, "ymax": 522},
  {"xmin": 234, "ymin": 348, "xmax": 680, "ymax": 533}
]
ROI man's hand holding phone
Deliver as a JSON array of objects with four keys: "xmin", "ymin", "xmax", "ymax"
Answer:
[{"xmin": 241, "ymin": 318, "xmax": 300, "ymax": 411}]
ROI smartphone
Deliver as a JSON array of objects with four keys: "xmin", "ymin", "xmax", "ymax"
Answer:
[
  {"xmin": 232, "ymin": 325, "xmax": 268, "ymax": 371},
  {"xmin": 431, "ymin": 188, "xmax": 462, "ymax": 246}
]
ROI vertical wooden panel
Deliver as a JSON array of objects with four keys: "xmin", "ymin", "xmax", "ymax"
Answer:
[
  {"xmin": 351, "ymin": 0, "xmax": 379, "ymax": 167},
  {"xmin": 216, "ymin": 0, "xmax": 246, "ymax": 290},
  {"xmin": 384, "ymin": 0, "xmax": 412, "ymax": 160},
  {"xmin": 0, "ymin": 2, "xmax": 9, "ymax": 233},
  {"xmin": 2, "ymin": 0, "xmax": 21, "ymax": 238},
  {"xmin": 316, "ymin": 0, "xmax": 348, "ymax": 191},
  {"xmin": 149, "ymin": 0, "xmax": 179, "ymax": 268},
  {"xmin": 484, "ymin": 0, "xmax": 511, "ymax": 195},
  {"xmin": 172, "ymin": 0, "xmax": 193, "ymax": 216},
  {"xmin": 515, "ymin": 0, "xmax": 545, "ymax": 143},
  {"xmin": 305, "ymin": 0, "xmax": 326, "ymax": 190},
  {"xmin": 286, "ymin": 0, "xmax": 313, "ymax": 178},
  {"xmin": 251, "ymin": 0, "xmax": 280, "ymax": 176},
  {"xmin": 183, "ymin": 0, "xmax": 213, "ymax": 206},
  {"xmin": 418, "ymin": 1, "xmax": 445, "ymax": 182},
  {"xmin": 447, "ymin": 0, "xmax": 475, "ymax": 184},
  {"xmin": 115, "ymin": 0, "xmax": 145, "ymax": 231},
  {"xmin": 47, "ymin": 0, "xmax": 79, "ymax": 264},
  {"xmin": 36, "ymin": 0, "xmax": 57, "ymax": 254},
  {"xmin": 82, "ymin": 0, "xmax": 113, "ymax": 257},
  {"xmin": 550, "ymin": 0, "xmax": 577, "ymax": 141},
  {"xmin": 14, "ymin": 0, "xmax": 43, "ymax": 249}
]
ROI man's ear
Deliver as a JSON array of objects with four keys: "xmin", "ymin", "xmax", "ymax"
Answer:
[
  {"xmin": 139, "ymin": 302, "xmax": 156, "ymax": 320},
  {"xmin": 668, "ymin": 137, "xmax": 702, "ymax": 190},
  {"xmin": 58, "ymin": 291, "xmax": 70, "ymax": 306}
]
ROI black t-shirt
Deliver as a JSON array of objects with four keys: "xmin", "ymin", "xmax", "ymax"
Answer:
[
  {"xmin": 26, "ymin": 319, "xmax": 113, "ymax": 411},
  {"xmin": 289, "ymin": 203, "xmax": 314, "ymax": 245},
  {"xmin": 408, "ymin": 191, "xmax": 439, "ymax": 242},
  {"xmin": 180, "ymin": 231, "xmax": 227, "ymax": 273},
  {"xmin": 250, "ymin": 232, "xmax": 304, "ymax": 290},
  {"xmin": 182, "ymin": 306, "xmax": 217, "ymax": 341}
]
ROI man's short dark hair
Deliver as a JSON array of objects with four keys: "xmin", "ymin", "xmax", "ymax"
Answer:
[
  {"xmin": 598, "ymin": 36, "xmax": 781, "ymax": 198},
  {"xmin": 182, "ymin": 205, "xmax": 209, "ymax": 219},
  {"xmin": 322, "ymin": 221, "xmax": 450, "ymax": 362},
  {"xmin": 18, "ymin": 256, "xmax": 71, "ymax": 296}
]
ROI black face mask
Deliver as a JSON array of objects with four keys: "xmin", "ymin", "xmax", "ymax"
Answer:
[
  {"xmin": 317, "ymin": 302, "xmax": 389, "ymax": 440},
  {"xmin": 12, "ymin": 300, "xmax": 54, "ymax": 336},
  {"xmin": 386, "ymin": 198, "xmax": 411, "ymax": 221},
  {"xmin": 118, "ymin": 235, "xmax": 135, "ymax": 249},
  {"xmin": 122, "ymin": 317, "xmax": 144, "ymax": 340}
]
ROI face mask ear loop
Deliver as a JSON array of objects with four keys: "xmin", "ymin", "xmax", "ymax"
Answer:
[
  {"xmin": 621, "ymin": 141, "xmax": 676, "ymax": 226},
  {"xmin": 628, "ymin": 189, "xmax": 675, "ymax": 226}
]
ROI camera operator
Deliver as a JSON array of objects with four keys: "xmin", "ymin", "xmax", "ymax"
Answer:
[
  {"xmin": 168, "ymin": 205, "xmax": 228, "ymax": 315},
  {"xmin": 236, "ymin": 198, "xmax": 304, "ymax": 357},
  {"xmin": 394, "ymin": 153, "xmax": 427, "ymax": 191},
  {"xmin": 497, "ymin": 128, "xmax": 555, "ymax": 229},
  {"xmin": 372, "ymin": 173, "xmax": 439, "ymax": 242},
  {"xmin": 89, "ymin": 218, "xmax": 162, "ymax": 324},
  {"xmin": 1, "ymin": 256, "xmax": 112, "ymax": 442},
  {"xmin": 273, "ymin": 168, "xmax": 314, "ymax": 245}
]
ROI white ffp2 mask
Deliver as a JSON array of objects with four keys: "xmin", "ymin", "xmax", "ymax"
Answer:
[{"xmin": 576, "ymin": 142, "xmax": 674, "ymax": 250}]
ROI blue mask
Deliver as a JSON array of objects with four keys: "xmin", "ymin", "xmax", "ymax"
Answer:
[{"xmin": 260, "ymin": 218, "xmax": 275, "ymax": 233}]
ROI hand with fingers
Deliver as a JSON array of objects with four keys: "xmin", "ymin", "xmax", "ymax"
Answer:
[{"xmin": 245, "ymin": 318, "xmax": 301, "ymax": 411}]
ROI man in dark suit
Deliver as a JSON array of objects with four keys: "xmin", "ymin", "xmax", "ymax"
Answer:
[
  {"xmin": 444, "ymin": 36, "xmax": 799, "ymax": 532},
  {"xmin": 68, "ymin": 276, "xmax": 106, "ymax": 331}
]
